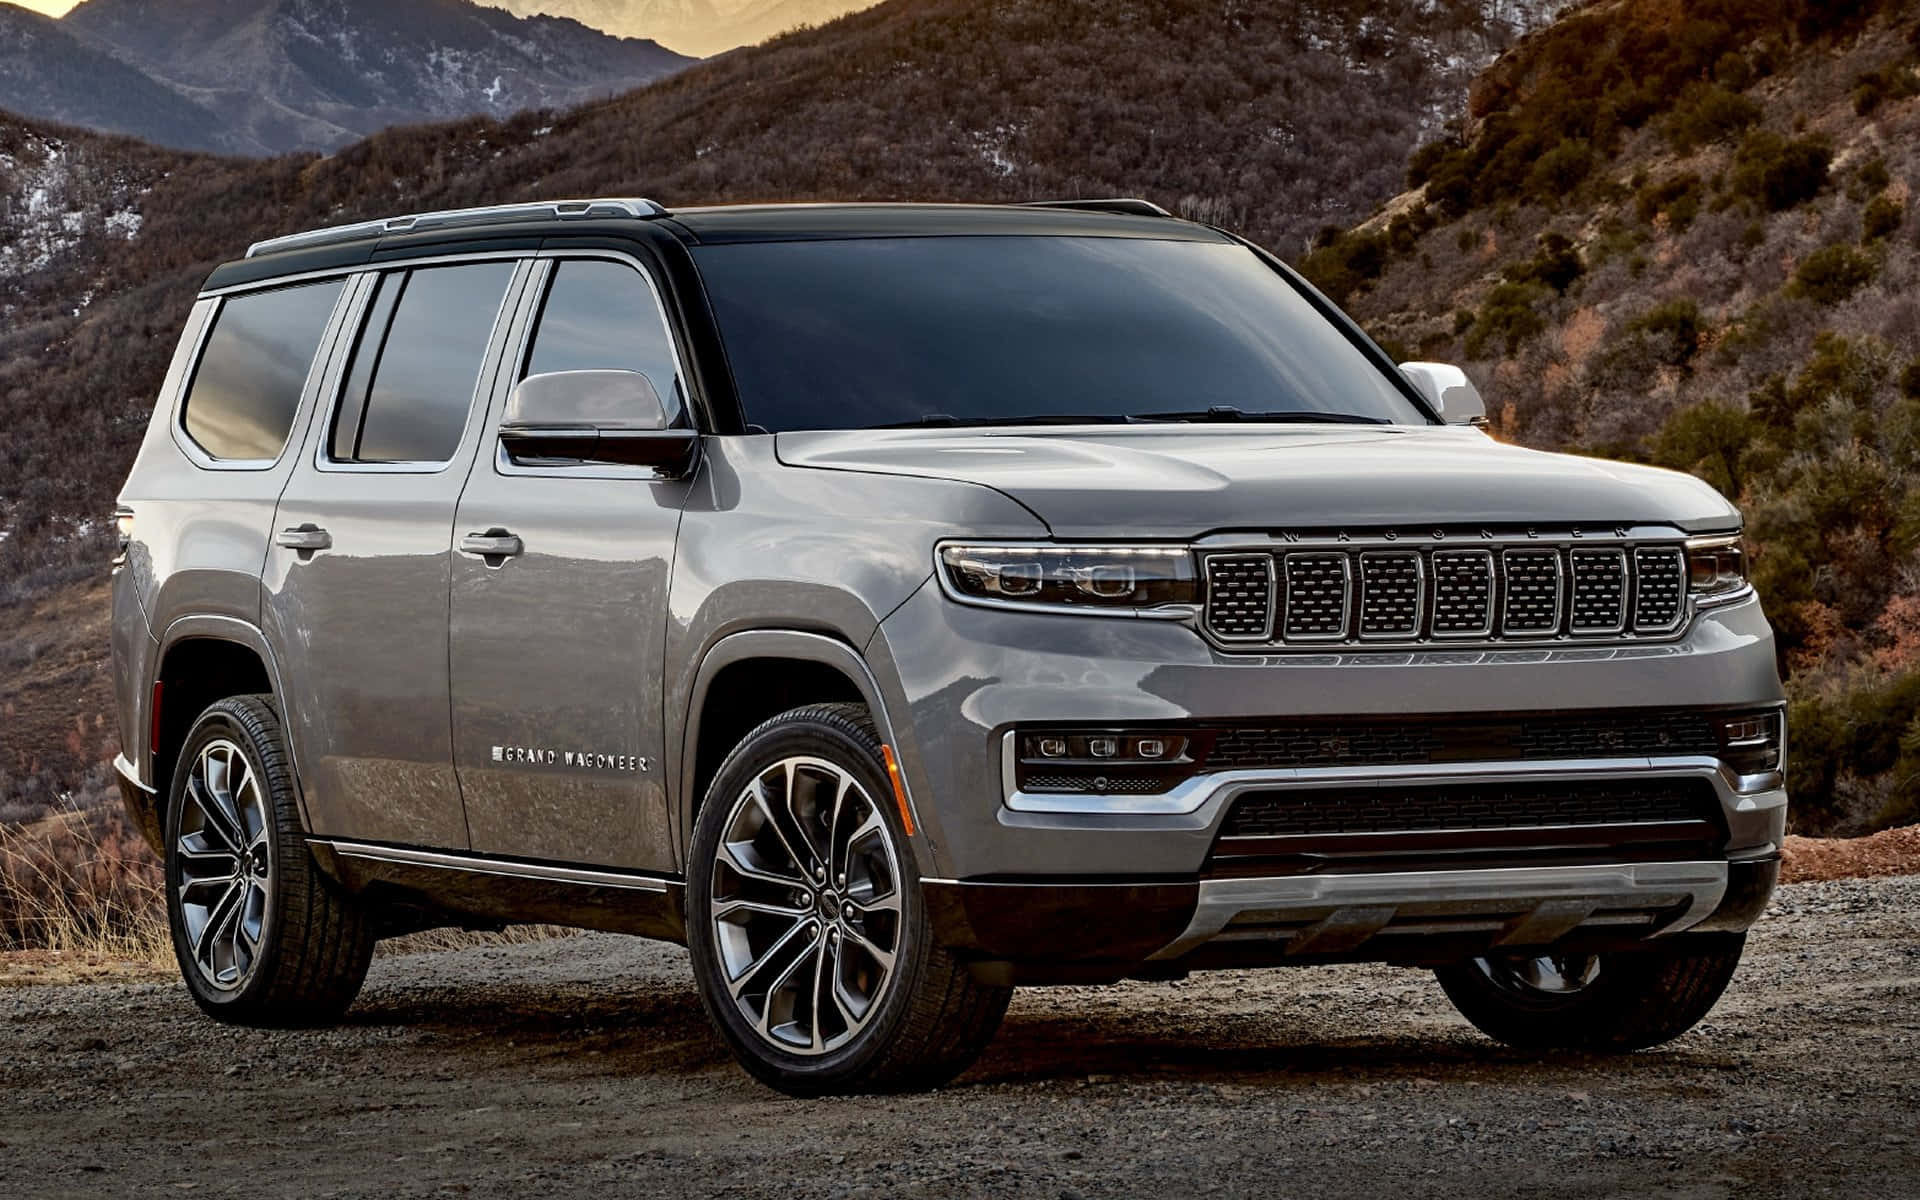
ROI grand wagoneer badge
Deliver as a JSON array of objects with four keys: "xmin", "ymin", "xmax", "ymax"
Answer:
[{"xmin": 492, "ymin": 745, "xmax": 648, "ymax": 772}]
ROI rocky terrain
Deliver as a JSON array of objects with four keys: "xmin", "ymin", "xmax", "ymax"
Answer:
[{"xmin": 0, "ymin": 876, "xmax": 1913, "ymax": 1197}]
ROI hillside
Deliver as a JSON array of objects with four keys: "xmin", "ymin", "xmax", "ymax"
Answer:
[
  {"xmin": 0, "ymin": 3, "xmax": 235, "ymax": 153},
  {"xmin": 4, "ymin": 0, "xmax": 693, "ymax": 153},
  {"xmin": 1304, "ymin": 0, "xmax": 1920, "ymax": 834},
  {"xmin": 484, "ymin": 0, "xmax": 882, "ymax": 57},
  {"xmin": 0, "ymin": 0, "xmax": 1568, "ymax": 808}
]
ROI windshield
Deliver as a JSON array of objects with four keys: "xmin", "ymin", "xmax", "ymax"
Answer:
[{"xmin": 693, "ymin": 235, "xmax": 1432, "ymax": 433}]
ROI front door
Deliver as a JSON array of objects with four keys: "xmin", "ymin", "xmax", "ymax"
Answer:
[
  {"xmin": 265, "ymin": 258, "xmax": 529, "ymax": 850},
  {"xmin": 449, "ymin": 254, "xmax": 694, "ymax": 872}
]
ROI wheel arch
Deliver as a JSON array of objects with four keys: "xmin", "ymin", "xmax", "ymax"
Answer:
[
  {"xmin": 678, "ymin": 630, "xmax": 930, "ymax": 871},
  {"xmin": 151, "ymin": 616, "xmax": 301, "ymax": 835}
]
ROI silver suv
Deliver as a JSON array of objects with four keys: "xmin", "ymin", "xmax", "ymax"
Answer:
[{"xmin": 110, "ymin": 198, "xmax": 1786, "ymax": 1094}]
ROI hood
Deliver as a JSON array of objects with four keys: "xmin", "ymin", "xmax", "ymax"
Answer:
[{"xmin": 775, "ymin": 426, "xmax": 1739, "ymax": 539}]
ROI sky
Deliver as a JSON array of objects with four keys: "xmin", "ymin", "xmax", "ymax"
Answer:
[{"xmin": 17, "ymin": 1, "xmax": 80, "ymax": 14}]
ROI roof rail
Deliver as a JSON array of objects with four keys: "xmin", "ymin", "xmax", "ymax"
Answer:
[
  {"xmin": 1019, "ymin": 198, "xmax": 1173, "ymax": 218},
  {"xmin": 244, "ymin": 198, "xmax": 670, "ymax": 259}
]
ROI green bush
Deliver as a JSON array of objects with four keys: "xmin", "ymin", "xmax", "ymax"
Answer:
[
  {"xmin": 1627, "ymin": 298, "xmax": 1707, "ymax": 367},
  {"xmin": 1789, "ymin": 671, "xmax": 1920, "ymax": 834},
  {"xmin": 1636, "ymin": 173, "xmax": 1704, "ymax": 231},
  {"xmin": 1730, "ymin": 132, "xmax": 1831, "ymax": 211},
  {"xmin": 1463, "ymin": 282, "xmax": 1549, "ymax": 359},
  {"xmin": 1299, "ymin": 229, "xmax": 1392, "ymax": 301},
  {"xmin": 1863, "ymin": 193, "xmax": 1904, "ymax": 242},
  {"xmin": 1501, "ymin": 232, "xmax": 1584, "ymax": 294},
  {"xmin": 1665, "ymin": 83, "xmax": 1762, "ymax": 151},
  {"xmin": 1526, "ymin": 139, "xmax": 1596, "ymax": 200},
  {"xmin": 1902, "ymin": 357, "xmax": 1920, "ymax": 401},
  {"xmin": 1852, "ymin": 62, "xmax": 1920, "ymax": 116},
  {"xmin": 1651, "ymin": 398, "xmax": 1754, "ymax": 497},
  {"xmin": 1850, "ymin": 156, "xmax": 1892, "ymax": 200},
  {"xmin": 1790, "ymin": 244, "xmax": 1876, "ymax": 304}
]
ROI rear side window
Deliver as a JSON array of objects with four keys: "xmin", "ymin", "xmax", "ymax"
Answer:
[
  {"xmin": 330, "ymin": 261, "xmax": 515, "ymax": 465},
  {"xmin": 181, "ymin": 279, "xmax": 344, "ymax": 461},
  {"xmin": 523, "ymin": 259, "xmax": 684, "ymax": 420}
]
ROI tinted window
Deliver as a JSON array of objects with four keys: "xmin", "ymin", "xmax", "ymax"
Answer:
[
  {"xmin": 333, "ymin": 262, "xmax": 515, "ymax": 464},
  {"xmin": 525, "ymin": 260, "xmax": 682, "ymax": 418},
  {"xmin": 181, "ymin": 279, "xmax": 344, "ymax": 460},
  {"xmin": 694, "ymin": 236, "xmax": 1429, "ymax": 432}
]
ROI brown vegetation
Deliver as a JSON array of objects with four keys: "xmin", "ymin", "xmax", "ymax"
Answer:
[{"xmin": 1322, "ymin": 0, "xmax": 1920, "ymax": 836}]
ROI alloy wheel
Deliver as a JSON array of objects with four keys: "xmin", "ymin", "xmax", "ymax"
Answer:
[
  {"xmin": 174, "ymin": 738, "xmax": 273, "ymax": 991},
  {"xmin": 708, "ymin": 755, "xmax": 903, "ymax": 1056}
]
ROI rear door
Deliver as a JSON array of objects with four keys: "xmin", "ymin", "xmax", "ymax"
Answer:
[
  {"xmin": 448, "ymin": 252, "xmax": 694, "ymax": 872},
  {"xmin": 264, "ymin": 257, "xmax": 531, "ymax": 849}
]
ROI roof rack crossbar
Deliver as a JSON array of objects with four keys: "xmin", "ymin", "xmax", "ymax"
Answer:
[
  {"xmin": 1019, "ymin": 198, "xmax": 1173, "ymax": 218},
  {"xmin": 245, "ymin": 197, "xmax": 670, "ymax": 259}
]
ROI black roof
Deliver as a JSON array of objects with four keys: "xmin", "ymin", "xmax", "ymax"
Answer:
[{"xmin": 202, "ymin": 200, "xmax": 1225, "ymax": 293}]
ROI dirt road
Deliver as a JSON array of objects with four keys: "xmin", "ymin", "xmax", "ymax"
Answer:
[{"xmin": 3, "ymin": 877, "xmax": 1917, "ymax": 1199}]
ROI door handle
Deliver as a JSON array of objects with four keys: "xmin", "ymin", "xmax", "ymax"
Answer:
[
  {"xmin": 275, "ymin": 524, "xmax": 332, "ymax": 554},
  {"xmin": 460, "ymin": 529, "xmax": 524, "ymax": 559}
]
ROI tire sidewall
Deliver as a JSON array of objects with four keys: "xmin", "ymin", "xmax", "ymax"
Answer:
[
  {"xmin": 164, "ymin": 699, "xmax": 289, "ymax": 1014},
  {"xmin": 686, "ymin": 710, "xmax": 930, "ymax": 1093}
]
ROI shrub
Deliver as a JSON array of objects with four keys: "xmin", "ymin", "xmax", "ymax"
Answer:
[
  {"xmin": 1526, "ymin": 138, "xmax": 1595, "ymax": 200},
  {"xmin": 1730, "ymin": 131, "xmax": 1831, "ymax": 212},
  {"xmin": 1636, "ymin": 173, "xmax": 1703, "ymax": 231},
  {"xmin": 1299, "ymin": 229, "xmax": 1392, "ymax": 301},
  {"xmin": 1463, "ymin": 282, "xmax": 1548, "ymax": 359},
  {"xmin": 1790, "ymin": 245, "xmax": 1876, "ymax": 304},
  {"xmin": 1852, "ymin": 62, "xmax": 1920, "ymax": 116},
  {"xmin": 1627, "ymin": 298, "xmax": 1708, "ymax": 368},
  {"xmin": 1903, "ymin": 357, "xmax": 1920, "ymax": 401},
  {"xmin": 1850, "ymin": 156, "xmax": 1892, "ymax": 200},
  {"xmin": 1501, "ymin": 232, "xmax": 1584, "ymax": 294},
  {"xmin": 1405, "ymin": 138, "xmax": 1457, "ymax": 189},
  {"xmin": 1665, "ymin": 84, "xmax": 1762, "ymax": 151},
  {"xmin": 1863, "ymin": 193, "xmax": 1904, "ymax": 242},
  {"xmin": 1652, "ymin": 399, "xmax": 1754, "ymax": 497}
]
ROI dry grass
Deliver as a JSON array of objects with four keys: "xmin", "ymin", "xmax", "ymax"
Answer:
[{"xmin": 0, "ymin": 783, "xmax": 170, "ymax": 966}]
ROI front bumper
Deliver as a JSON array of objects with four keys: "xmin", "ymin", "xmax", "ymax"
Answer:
[{"xmin": 873, "ymin": 582, "xmax": 1786, "ymax": 977}]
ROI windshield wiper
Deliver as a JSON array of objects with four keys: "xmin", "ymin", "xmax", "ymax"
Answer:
[
  {"xmin": 872, "ymin": 413, "xmax": 1140, "ymax": 428},
  {"xmin": 1133, "ymin": 405, "xmax": 1392, "ymax": 424}
]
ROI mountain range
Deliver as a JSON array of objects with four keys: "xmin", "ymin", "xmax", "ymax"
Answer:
[
  {"xmin": 480, "ymin": 0, "xmax": 880, "ymax": 57},
  {"xmin": 0, "ymin": 0, "xmax": 693, "ymax": 154}
]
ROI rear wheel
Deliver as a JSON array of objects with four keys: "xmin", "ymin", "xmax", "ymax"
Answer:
[
  {"xmin": 164, "ymin": 695, "xmax": 374, "ymax": 1026},
  {"xmin": 686, "ymin": 703, "xmax": 1010, "ymax": 1094},
  {"xmin": 1434, "ymin": 934, "xmax": 1746, "ymax": 1052}
]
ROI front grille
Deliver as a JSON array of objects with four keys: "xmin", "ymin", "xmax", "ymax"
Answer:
[
  {"xmin": 1201, "ymin": 536, "xmax": 1694, "ymax": 648},
  {"xmin": 1218, "ymin": 778, "xmax": 1722, "ymax": 839},
  {"xmin": 1204, "ymin": 709, "xmax": 1722, "ymax": 771}
]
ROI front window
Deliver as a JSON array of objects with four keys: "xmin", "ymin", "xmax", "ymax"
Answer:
[{"xmin": 694, "ymin": 235, "xmax": 1431, "ymax": 433}]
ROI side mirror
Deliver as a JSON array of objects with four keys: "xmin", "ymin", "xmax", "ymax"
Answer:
[
  {"xmin": 1399, "ymin": 362, "xmax": 1488, "ymax": 428},
  {"xmin": 499, "ymin": 369, "xmax": 698, "ymax": 474}
]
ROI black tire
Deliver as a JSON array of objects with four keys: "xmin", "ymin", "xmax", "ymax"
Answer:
[
  {"xmin": 163, "ymin": 695, "xmax": 375, "ymax": 1026},
  {"xmin": 686, "ymin": 702, "xmax": 1011, "ymax": 1095},
  {"xmin": 1433, "ymin": 934, "xmax": 1747, "ymax": 1052}
]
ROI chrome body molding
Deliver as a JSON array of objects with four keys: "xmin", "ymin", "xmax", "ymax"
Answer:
[
  {"xmin": 1147, "ymin": 860, "xmax": 1731, "ymax": 962},
  {"xmin": 314, "ymin": 840, "xmax": 672, "ymax": 893}
]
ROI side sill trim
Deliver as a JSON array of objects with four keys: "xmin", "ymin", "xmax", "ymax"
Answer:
[
  {"xmin": 114, "ymin": 753, "xmax": 156, "ymax": 794},
  {"xmin": 315, "ymin": 841, "xmax": 672, "ymax": 894}
]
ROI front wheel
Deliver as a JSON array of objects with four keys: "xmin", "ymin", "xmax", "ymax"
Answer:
[
  {"xmin": 1434, "ymin": 934, "xmax": 1747, "ymax": 1052},
  {"xmin": 686, "ymin": 703, "xmax": 1010, "ymax": 1094}
]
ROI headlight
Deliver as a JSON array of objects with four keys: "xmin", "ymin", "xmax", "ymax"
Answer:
[
  {"xmin": 938, "ymin": 544, "xmax": 1199, "ymax": 613},
  {"xmin": 1686, "ymin": 535, "xmax": 1748, "ymax": 601}
]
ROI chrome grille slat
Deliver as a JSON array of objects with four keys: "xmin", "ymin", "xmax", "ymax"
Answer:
[{"xmin": 1198, "ymin": 536, "xmax": 1696, "ymax": 649}]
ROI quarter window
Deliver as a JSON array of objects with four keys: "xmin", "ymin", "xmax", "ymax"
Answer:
[
  {"xmin": 181, "ymin": 279, "xmax": 345, "ymax": 461},
  {"xmin": 331, "ymin": 261, "xmax": 515, "ymax": 464},
  {"xmin": 524, "ymin": 259, "xmax": 683, "ymax": 421}
]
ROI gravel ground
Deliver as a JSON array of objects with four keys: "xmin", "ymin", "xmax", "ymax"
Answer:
[{"xmin": 2, "ymin": 878, "xmax": 1916, "ymax": 1200}]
